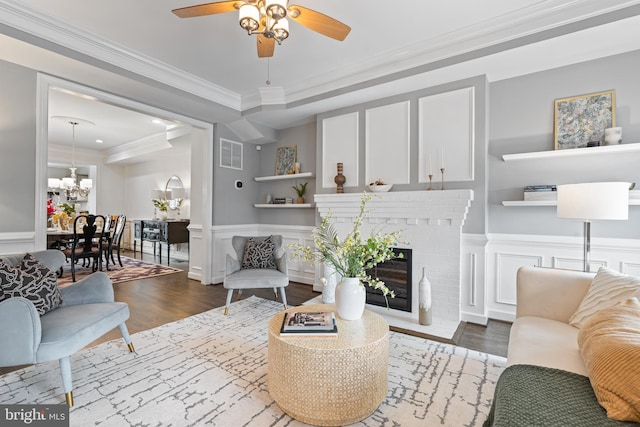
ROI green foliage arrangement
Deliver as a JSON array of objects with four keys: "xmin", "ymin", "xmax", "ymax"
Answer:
[
  {"xmin": 289, "ymin": 192, "xmax": 403, "ymax": 303},
  {"xmin": 292, "ymin": 182, "xmax": 308, "ymax": 197},
  {"xmin": 152, "ymin": 199, "xmax": 168, "ymax": 212},
  {"xmin": 59, "ymin": 203, "xmax": 76, "ymax": 216}
]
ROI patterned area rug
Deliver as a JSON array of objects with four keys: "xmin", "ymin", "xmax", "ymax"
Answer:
[
  {"xmin": 0, "ymin": 296, "xmax": 506, "ymax": 426},
  {"xmin": 57, "ymin": 256, "xmax": 181, "ymax": 288}
]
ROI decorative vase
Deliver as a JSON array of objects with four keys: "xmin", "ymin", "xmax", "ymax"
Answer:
[
  {"xmin": 321, "ymin": 277, "xmax": 337, "ymax": 304},
  {"xmin": 418, "ymin": 267, "xmax": 432, "ymax": 325},
  {"xmin": 604, "ymin": 127, "xmax": 622, "ymax": 145},
  {"xmin": 334, "ymin": 162, "xmax": 346, "ymax": 194},
  {"xmin": 335, "ymin": 277, "xmax": 366, "ymax": 320},
  {"xmin": 159, "ymin": 211, "xmax": 168, "ymax": 221},
  {"xmin": 297, "ymin": 196, "xmax": 305, "ymax": 204}
]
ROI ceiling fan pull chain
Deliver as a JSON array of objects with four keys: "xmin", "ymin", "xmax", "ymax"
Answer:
[{"xmin": 266, "ymin": 58, "xmax": 271, "ymax": 85}]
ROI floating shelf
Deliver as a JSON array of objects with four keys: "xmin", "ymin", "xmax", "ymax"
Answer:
[
  {"xmin": 254, "ymin": 203, "xmax": 314, "ymax": 208},
  {"xmin": 254, "ymin": 172, "xmax": 314, "ymax": 182},
  {"xmin": 502, "ymin": 143, "xmax": 640, "ymax": 162},
  {"xmin": 502, "ymin": 200, "xmax": 640, "ymax": 207}
]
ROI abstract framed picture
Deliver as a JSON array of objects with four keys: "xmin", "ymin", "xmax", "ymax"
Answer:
[
  {"xmin": 554, "ymin": 90, "xmax": 615, "ymax": 150},
  {"xmin": 275, "ymin": 145, "xmax": 297, "ymax": 175}
]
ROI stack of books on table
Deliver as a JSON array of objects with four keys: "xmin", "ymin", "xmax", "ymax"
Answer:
[
  {"xmin": 280, "ymin": 311, "xmax": 338, "ymax": 337},
  {"xmin": 523, "ymin": 185, "xmax": 557, "ymax": 201}
]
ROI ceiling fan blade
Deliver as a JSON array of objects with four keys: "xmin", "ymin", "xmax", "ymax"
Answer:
[
  {"xmin": 257, "ymin": 34, "xmax": 275, "ymax": 58},
  {"xmin": 287, "ymin": 5, "xmax": 351, "ymax": 41},
  {"xmin": 172, "ymin": 1, "xmax": 240, "ymax": 18}
]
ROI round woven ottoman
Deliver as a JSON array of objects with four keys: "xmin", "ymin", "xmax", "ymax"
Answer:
[{"xmin": 268, "ymin": 304, "xmax": 389, "ymax": 426}]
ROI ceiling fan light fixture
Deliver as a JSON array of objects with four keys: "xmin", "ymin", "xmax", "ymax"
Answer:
[
  {"xmin": 272, "ymin": 17, "xmax": 289, "ymax": 42},
  {"xmin": 239, "ymin": 4, "xmax": 260, "ymax": 33},
  {"xmin": 265, "ymin": 0, "xmax": 287, "ymax": 21}
]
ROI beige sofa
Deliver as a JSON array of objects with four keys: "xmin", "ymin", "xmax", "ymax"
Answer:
[
  {"xmin": 507, "ymin": 266, "xmax": 595, "ymax": 375},
  {"xmin": 486, "ymin": 266, "xmax": 640, "ymax": 426}
]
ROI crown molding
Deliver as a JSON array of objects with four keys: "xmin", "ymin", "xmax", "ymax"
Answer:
[
  {"xmin": 0, "ymin": 0, "xmax": 241, "ymax": 110},
  {"xmin": 2, "ymin": 0, "xmax": 639, "ymax": 115},
  {"xmin": 104, "ymin": 132, "xmax": 172, "ymax": 164},
  {"xmin": 276, "ymin": 0, "xmax": 640, "ymax": 107}
]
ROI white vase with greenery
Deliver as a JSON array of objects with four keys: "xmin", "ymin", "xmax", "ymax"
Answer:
[{"xmin": 289, "ymin": 193, "xmax": 403, "ymax": 320}]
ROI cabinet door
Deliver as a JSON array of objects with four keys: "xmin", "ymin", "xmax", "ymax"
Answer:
[
  {"xmin": 134, "ymin": 221, "xmax": 142, "ymax": 239},
  {"xmin": 158, "ymin": 222, "xmax": 168, "ymax": 242}
]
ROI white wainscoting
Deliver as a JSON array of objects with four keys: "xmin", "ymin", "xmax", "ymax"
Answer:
[
  {"xmin": 484, "ymin": 233, "xmax": 640, "ymax": 322},
  {"xmin": 209, "ymin": 224, "xmax": 315, "ymax": 286},
  {"xmin": 461, "ymin": 234, "xmax": 488, "ymax": 325},
  {"xmin": 0, "ymin": 232, "xmax": 37, "ymax": 255},
  {"xmin": 186, "ymin": 222, "xmax": 204, "ymax": 283},
  {"xmin": 321, "ymin": 112, "xmax": 359, "ymax": 189}
]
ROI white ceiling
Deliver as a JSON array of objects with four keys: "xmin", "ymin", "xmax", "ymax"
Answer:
[{"xmin": 2, "ymin": 0, "xmax": 640, "ymax": 150}]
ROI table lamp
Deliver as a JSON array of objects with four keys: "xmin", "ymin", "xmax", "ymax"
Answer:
[{"xmin": 557, "ymin": 182, "xmax": 629, "ymax": 272}]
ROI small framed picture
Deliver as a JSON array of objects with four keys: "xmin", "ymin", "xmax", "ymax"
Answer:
[
  {"xmin": 276, "ymin": 145, "xmax": 297, "ymax": 175},
  {"xmin": 554, "ymin": 90, "xmax": 615, "ymax": 150}
]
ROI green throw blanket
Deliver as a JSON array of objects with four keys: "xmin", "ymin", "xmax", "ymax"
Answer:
[{"xmin": 484, "ymin": 364, "xmax": 640, "ymax": 427}]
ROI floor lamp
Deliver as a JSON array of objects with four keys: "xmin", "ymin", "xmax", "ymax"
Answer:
[{"xmin": 557, "ymin": 182, "xmax": 629, "ymax": 272}]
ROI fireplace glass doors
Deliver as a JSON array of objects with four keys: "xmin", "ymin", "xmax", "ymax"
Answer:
[{"xmin": 365, "ymin": 248, "xmax": 412, "ymax": 312}]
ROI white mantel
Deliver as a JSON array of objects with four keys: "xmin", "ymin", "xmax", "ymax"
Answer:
[{"xmin": 314, "ymin": 190, "xmax": 474, "ymax": 342}]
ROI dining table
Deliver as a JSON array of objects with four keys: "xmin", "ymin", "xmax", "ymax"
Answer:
[{"xmin": 46, "ymin": 228, "xmax": 109, "ymax": 250}]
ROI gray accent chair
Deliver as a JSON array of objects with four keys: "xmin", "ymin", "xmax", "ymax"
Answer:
[
  {"xmin": 223, "ymin": 235, "xmax": 288, "ymax": 315},
  {"xmin": 0, "ymin": 250, "xmax": 134, "ymax": 407}
]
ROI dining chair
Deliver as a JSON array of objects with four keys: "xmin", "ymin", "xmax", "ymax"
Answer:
[
  {"xmin": 63, "ymin": 214, "xmax": 106, "ymax": 282},
  {"xmin": 102, "ymin": 215, "xmax": 126, "ymax": 268},
  {"xmin": 97, "ymin": 215, "xmax": 117, "ymax": 270}
]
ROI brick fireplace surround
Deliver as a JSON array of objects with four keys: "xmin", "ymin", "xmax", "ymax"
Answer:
[{"xmin": 314, "ymin": 190, "xmax": 473, "ymax": 342}]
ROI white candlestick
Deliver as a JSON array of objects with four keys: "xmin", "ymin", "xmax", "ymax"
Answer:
[
  {"xmin": 429, "ymin": 155, "xmax": 432, "ymax": 175},
  {"xmin": 440, "ymin": 148, "xmax": 444, "ymax": 169}
]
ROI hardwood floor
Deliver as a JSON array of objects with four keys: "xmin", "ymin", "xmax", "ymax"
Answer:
[
  {"xmin": 102, "ymin": 250, "xmax": 511, "ymax": 357},
  {"xmin": 0, "ymin": 250, "xmax": 510, "ymax": 376}
]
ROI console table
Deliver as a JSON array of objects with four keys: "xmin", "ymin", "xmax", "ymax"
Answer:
[
  {"xmin": 133, "ymin": 219, "xmax": 189, "ymax": 265},
  {"xmin": 268, "ymin": 304, "xmax": 389, "ymax": 426}
]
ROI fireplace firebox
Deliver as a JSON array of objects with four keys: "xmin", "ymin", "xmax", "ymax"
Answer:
[{"xmin": 365, "ymin": 248, "xmax": 412, "ymax": 312}]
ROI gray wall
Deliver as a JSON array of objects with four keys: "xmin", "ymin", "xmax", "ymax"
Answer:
[
  {"xmin": 257, "ymin": 122, "xmax": 317, "ymax": 226},
  {"xmin": 489, "ymin": 49, "xmax": 640, "ymax": 239},
  {"xmin": 212, "ymin": 124, "xmax": 259, "ymax": 225},
  {"xmin": 315, "ymin": 76, "xmax": 489, "ymax": 234},
  {"xmin": 0, "ymin": 59, "xmax": 37, "ymax": 233}
]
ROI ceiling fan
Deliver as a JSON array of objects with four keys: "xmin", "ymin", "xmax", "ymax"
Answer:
[{"xmin": 172, "ymin": 1, "xmax": 351, "ymax": 58}]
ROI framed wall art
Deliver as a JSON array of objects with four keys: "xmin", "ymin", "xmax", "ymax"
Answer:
[
  {"xmin": 554, "ymin": 90, "xmax": 615, "ymax": 150},
  {"xmin": 275, "ymin": 145, "xmax": 297, "ymax": 175}
]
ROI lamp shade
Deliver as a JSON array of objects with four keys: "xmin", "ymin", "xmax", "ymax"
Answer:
[
  {"xmin": 48, "ymin": 178, "xmax": 61, "ymax": 189},
  {"xmin": 80, "ymin": 178, "xmax": 93, "ymax": 190},
  {"xmin": 150, "ymin": 189, "xmax": 164, "ymax": 200},
  {"xmin": 557, "ymin": 182, "xmax": 629, "ymax": 221},
  {"xmin": 61, "ymin": 177, "xmax": 75, "ymax": 189}
]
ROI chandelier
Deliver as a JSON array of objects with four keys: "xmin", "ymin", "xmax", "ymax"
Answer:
[
  {"xmin": 239, "ymin": 0, "xmax": 291, "ymax": 44},
  {"xmin": 60, "ymin": 121, "xmax": 92, "ymax": 200}
]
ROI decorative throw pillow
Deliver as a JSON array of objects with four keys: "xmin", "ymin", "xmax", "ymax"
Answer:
[
  {"xmin": 0, "ymin": 253, "xmax": 62, "ymax": 315},
  {"xmin": 241, "ymin": 236, "xmax": 277, "ymax": 270},
  {"xmin": 569, "ymin": 267, "xmax": 640, "ymax": 329},
  {"xmin": 577, "ymin": 298, "xmax": 640, "ymax": 422}
]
